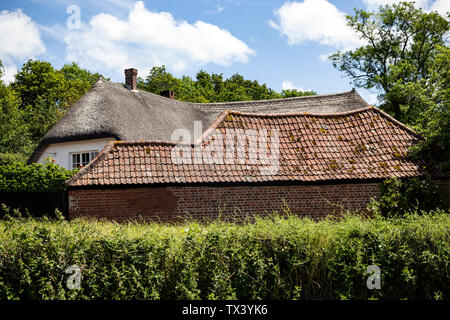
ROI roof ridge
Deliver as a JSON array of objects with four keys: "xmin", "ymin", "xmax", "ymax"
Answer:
[
  {"xmin": 229, "ymin": 106, "xmax": 374, "ymax": 118},
  {"xmin": 113, "ymin": 140, "xmax": 183, "ymax": 146},
  {"xmin": 370, "ymin": 107, "xmax": 423, "ymax": 140},
  {"xmin": 190, "ymin": 90, "xmax": 363, "ymax": 107},
  {"xmin": 227, "ymin": 106, "xmax": 422, "ymax": 140},
  {"xmin": 193, "ymin": 106, "xmax": 422, "ymax": 148}
]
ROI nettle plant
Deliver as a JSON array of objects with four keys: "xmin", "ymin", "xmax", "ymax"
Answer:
[{"xmin": 368, "ymin": 176, "xmax": 444, "ymax": 217}]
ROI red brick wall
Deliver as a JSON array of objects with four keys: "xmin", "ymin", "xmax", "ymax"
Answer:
[{"xmin": 68, "ymin": 182, "xmax": 381, "ymax": 222}]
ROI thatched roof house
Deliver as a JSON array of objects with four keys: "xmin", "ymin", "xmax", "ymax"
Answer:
[
  {"xmin": 29, "ymin": 70, "xmax": 368, "ymax": 169},
  {"xmin": 34, "ymin": 68, "xmax": 447, "ymax": 222}
]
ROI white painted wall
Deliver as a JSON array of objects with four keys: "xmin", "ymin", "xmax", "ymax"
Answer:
[{"xmin": 36, "ymin": 138, "xmax": 116, "ymax": 169}]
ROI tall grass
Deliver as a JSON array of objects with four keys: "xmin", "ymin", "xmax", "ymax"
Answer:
[{"xmin": 0, "ymin": 209, "xmax": 448, "ymax": 300}]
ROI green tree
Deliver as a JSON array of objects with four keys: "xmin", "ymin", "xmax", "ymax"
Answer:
[
  {"xmin": 12, "ymin": 60, "xmax": 68, "ymax": 112},
  {"xmin": 0, "ymin": 160, "xmax": 77, "ymax": 192},
  {"xmin": 368, "ymin": 176, "xmax": 445, "ymax": 217},
  {"xmin": 0, "ymin": 61, "xmax": 34, "ymax": 162},
  {"xmin": 412, "ymin": 45, "xmax": 450, "ymax": 169},
  {"xmin": 138, "ymin": 65, "xmax": 180, "ymax": 94},
  {"xmin": 281, "ymin": 89, "xmax": 317, "ymax": 98},
  {"xmin": 178, "ymin": 76, "xmax": 209, "ymax": 103},
  {"xmin": 138, "ymin": 65, "xmax": 315, "ymax": 103},
  {"xmin": 60, "ymin": 62, "xmax": 103, "ymax": 107},
  {"xmin": 194, "ymin": 70, "xmax": 216, "ymax": 101},
  {"xmin": 10, "ymin": 60, "xmax": 102, "ymax": 148},
  {"xmin": 11, "ymin": 60, "xmax": 70, "ymax": 142},
  {"xmin": 329, "ymin": 2, "xmax": 449, "ymax": 123}
]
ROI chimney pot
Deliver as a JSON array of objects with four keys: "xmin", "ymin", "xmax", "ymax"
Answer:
[{"xmin": 124, "ymin": 68, "xmax": 138, "ymax": 91}]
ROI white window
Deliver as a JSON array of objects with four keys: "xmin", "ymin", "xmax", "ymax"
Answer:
[{"xmin": 71, "ymin": 151, "xmax": 99, "ymax": 169}]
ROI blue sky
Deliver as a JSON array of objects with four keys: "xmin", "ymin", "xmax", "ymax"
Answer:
[{"xmin": 0, "ymin": 0, "xmax": 448, "ymax": 104}]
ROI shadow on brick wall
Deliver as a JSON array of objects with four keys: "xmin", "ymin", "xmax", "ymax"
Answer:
[{"xmin": 0, "ymin": 191, "xmax": 68, "ymax": 219}]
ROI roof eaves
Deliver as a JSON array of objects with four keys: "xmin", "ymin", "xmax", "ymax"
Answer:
[{"xmin": 27, "ymin": 133, "xmax": 120, "ymax": 165}]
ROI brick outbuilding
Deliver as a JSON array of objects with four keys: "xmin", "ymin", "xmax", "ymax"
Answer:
[{"xmin": 66, "ymin": 107, "xmax": 448, "ymax": 222}]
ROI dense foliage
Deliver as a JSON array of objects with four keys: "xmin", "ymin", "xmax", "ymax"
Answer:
[
  {"xmin": 329, "ymin": 2, "xmax": 449, "ymax": 169},
  {"xmin": 410, "ymin": 45, "xmax": 450, "ymax": 169},
  {"xmin": 369, "ymin": 177, "xmax": 445, "ymax": 217},
  {"xmin": 0, "ymin": 161, "xmax": 77, "ymax": 192},
  {"xmin": 0, "ymin": 60, "xmax": 102, "ymax": 163},
  {"xmin": 330, "ymin": 2, "xmax": 449, "ymax": 122},
  {"xmin": 0, "ymin": 211, "xmax": 448, "ymax": 300},
  {"xmin": 138, "ymin": 66, "xmax": 316, "ymax": 103}
]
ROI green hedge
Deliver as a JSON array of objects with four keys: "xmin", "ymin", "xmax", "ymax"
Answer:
[
  {"xmin": 0, "ymin": 161, "xmax": 77, "ymax": 192},
  {"xmin": 0, "ymin": 211, "xmax": 448, "ymax": 300},
  {"xmin": 369, "ymin": 176, "xmax": 446, "ymax": 217}
]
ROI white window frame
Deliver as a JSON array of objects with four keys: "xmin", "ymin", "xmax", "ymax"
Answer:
[{"xmin": 70, "ymin": 151, "xmax": 99, "ymax": 169}]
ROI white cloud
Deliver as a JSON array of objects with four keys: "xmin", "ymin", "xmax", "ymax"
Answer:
[
  {"xmin": 319, "ymin": 52, "xmax": 334, "ymax": 62},
  {"xmin": 0, "ymin": 9, "xmax": 45, "ymax": 60},
  {"xmin": 2, "ymin": 64, "xmax": 18, "ymax": 84},
  {"xmin": 0, "ymin": 9, "xmax": 45, "ymax": 83},
  {"xmin": 281, "ymin": 79, "xmax": 303, "ymax": 91},
  {"xmin": 270, "ymin": 0, "xmax": 448, "ymax": 64},
  {"xmin": 205, "ymin": 5, "xmax": 225, "ymax": 14},
  {"xmin": 269, "ymin": 0, "xmax": 364, "ymax": 50},
  {"xmin": 64, "ymin": 1, "xmax": 254, "ymax": 77},
  {"xmin": 430, "ymin": 0, "xmax": 450, "ymax": 15}
]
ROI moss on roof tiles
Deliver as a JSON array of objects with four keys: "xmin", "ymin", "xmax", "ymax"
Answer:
[{"xmin": 29, "ymin": 79, "xmax": 369, "ymax": 163}]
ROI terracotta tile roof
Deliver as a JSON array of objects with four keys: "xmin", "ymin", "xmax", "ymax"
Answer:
[
  {"xmin": 29, "ymin": 79, "xmax": 368, "ymax": 164},
  {"xmin": 67, "ymin": 107, "xmax": 428, "ymax": 187}
]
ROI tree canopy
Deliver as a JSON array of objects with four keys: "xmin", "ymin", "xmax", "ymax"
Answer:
[
  {"xmin": 0, "ymin": 62, "xmax": 32, "ymax": 162},
  {"xmin": 330, "ymin": 1, "xmax": 449, "ymax": 169},
  {"xmin": 0, "ymin": 60, "xmax": 103, "ymax": 162},
  {"xmin": 138, "ymin": 66, "xmax": 316, "ymax": 103}
]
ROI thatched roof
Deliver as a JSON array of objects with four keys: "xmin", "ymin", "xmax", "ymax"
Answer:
[{"xmin": 29, "ymin": 78, "xmax": 369, "ymax": 163}]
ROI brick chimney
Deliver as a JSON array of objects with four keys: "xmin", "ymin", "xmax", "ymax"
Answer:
[
  {"xmin": 161, "ymin": 90, "xmax": 175, "ymax": 99},
  {"xmin": 124, "ymin": 68, "xmax": 138, "ymax": 91}
]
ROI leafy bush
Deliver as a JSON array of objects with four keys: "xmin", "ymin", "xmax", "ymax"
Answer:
[
  {"xmin": 369, "ymin": 176, "xmax": 445, "ymax": 217},
  {"xmin": 0, "ymin": 161, "xmax": 77, "ymax": 192},
  {"xmin": 0, "ymin": 211, "xmax": 448, "ymax": 300},
  {"xmin": 0, "ymin": 152, "xmax": 29, "ymax": 165}
]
